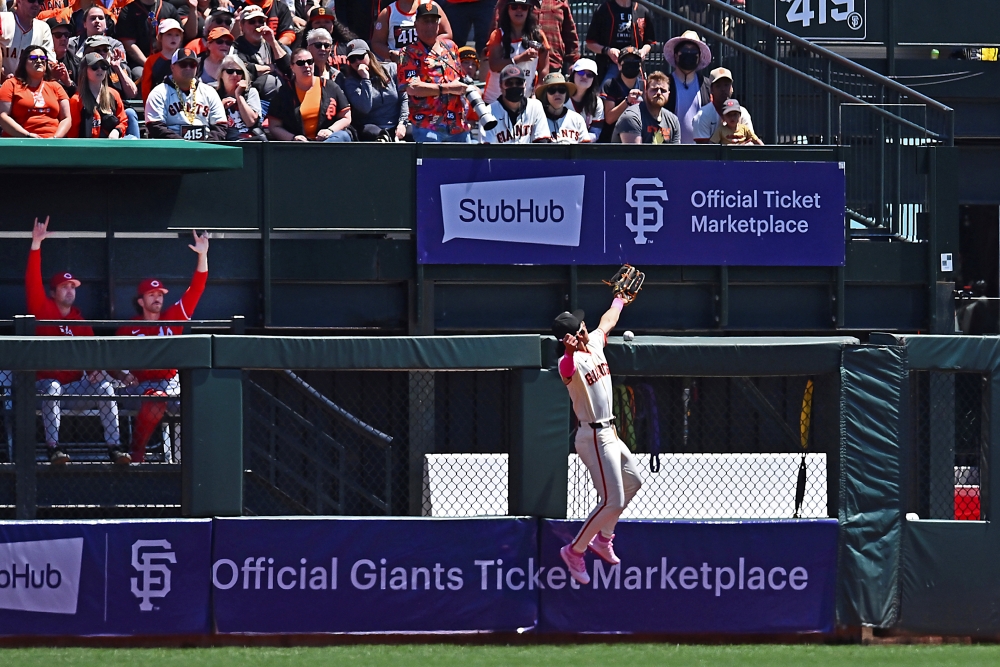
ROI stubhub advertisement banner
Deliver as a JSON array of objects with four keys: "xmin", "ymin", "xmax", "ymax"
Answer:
[
  {"xmin": 211, "ymin": 517, "xmax": 538, "ymax": 633},
  {"xmin": 0, "ymin": 520, "xmax": 212, "ymax": 635},
  {"xmin": 539, "ymin": 519, "xmax": 838, "ymax": 634},
  {"xmin": 417, "ymin": 159, "xmax": 845, "ymax": 266}
]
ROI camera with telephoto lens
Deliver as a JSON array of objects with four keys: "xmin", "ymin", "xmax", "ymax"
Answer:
[
  {"xmin": 521, "ymin": 37, "xmax": 543, "ymax": 50},
  {"xmin": 461, "ymin": 76, "xmax": 497, "ymax": 130}
]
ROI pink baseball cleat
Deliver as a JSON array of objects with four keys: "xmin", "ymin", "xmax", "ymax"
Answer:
[
  {"xmin": 588, "ymin": 533, "xmax": 621, "ymax": 565},
  {"xmin": 560, "ymin": 544, "xmax": 590, "ymax": 585}
]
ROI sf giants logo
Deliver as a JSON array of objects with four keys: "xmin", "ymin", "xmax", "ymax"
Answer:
[
  {"xmin": 625, "ymin": 178, "xmax": 668, "ymax": 245},
  {"xmin": 130, "ymin": 539, "xmax": 176, "ymax": 611}
]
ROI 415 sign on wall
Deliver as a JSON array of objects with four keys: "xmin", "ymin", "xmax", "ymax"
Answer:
[{"xmin": 776, "ymin": 0, "xmax": 865, "ymax": 40}]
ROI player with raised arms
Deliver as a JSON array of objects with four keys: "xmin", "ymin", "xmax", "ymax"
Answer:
[{"xmin": 553, "ymin": 265, "xmax": 645, "ymax": 585}]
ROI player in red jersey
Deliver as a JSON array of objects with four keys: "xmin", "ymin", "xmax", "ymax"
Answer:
[
  {"xmin": 115, "ymin": 231, "xmax": 209, "ymax": 463},
  {"xmin": 27, "ymin": 216, "xmax": 124, "ymax": 465}
]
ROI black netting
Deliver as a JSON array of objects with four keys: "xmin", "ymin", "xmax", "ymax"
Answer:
[
  {"xmin": 0, "ymin": 370, "xmax": 181, "ymax": 519},
  {"xmin": 911, "ymin": 371, "xmax": 988, "ymax": 521},
  {"xmin": 242, "ymin": 370, "xmax": 510, "ymax": 517},
  {"xmin": 568, "ymin": 375, "xmax": 834, "ymax": 520}
]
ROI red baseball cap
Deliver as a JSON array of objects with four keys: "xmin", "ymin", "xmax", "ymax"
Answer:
[
  {"xmin": 49, "ymin": 271, "xmax": 81, "ymax": 290},
  {"xmin": 137, "ymin": 278, "xmax": 169, "ymax": 296}
]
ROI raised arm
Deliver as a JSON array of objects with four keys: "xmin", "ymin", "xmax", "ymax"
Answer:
[{"xmin": 596, "ymin": 297, "xmax": 625, "ymax": 336}]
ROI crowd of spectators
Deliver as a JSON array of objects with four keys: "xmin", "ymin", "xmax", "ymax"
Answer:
[{"xmin": 0, "ymin": 0, "xmax": 763, "ymax": 144}]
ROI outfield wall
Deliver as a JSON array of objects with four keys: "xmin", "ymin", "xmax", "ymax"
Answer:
[{"xmin": 0, "ymin": 517, "xmax": 836, "ymax": 636}]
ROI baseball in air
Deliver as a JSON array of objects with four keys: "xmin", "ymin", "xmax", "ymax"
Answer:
[{"xmin": 623, "ymin": 331, "xmax": 634, "ymax": 342}]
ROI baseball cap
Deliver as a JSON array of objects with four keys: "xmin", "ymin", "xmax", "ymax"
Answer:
[
  {"xmin": 500, "ymin": 64, "xmax": 525, "ymax": 83},
  {"xmin": 458, "ymin": 45, "xmax": 479, "ymax": 62},
  {"xmin": 346, "ymin": 38, "xmax": 368, "ymax": 57},
  {"xmin": 415, "ymin": 1, "xmax": 440, "ymax": 19},
  {"xmin": 158, "ymin": 17, "xmax": 183, "ymax": 34},
  {"xmin": 241, "ymin": 5, "xmax": 267, "ymax": 21},
  {"xmin": 570, "ymin": 57, "xmax": 598, "ymax": 75},
  {"xmin": 137, "ymin": 278, "xmax": 169, "ymax": 296},
  {"xmin": 552, "ymin": 310, "xmax": 585, "ymax": 340},
  {"xmin": 171, "ymin": 47, "xmax": 199, "ymax": 65},
  {"xmin": 708, "ymin": 67, "xmax": 733, "ymax": 84},
  {"xmin": 722, "ymin": 98, "xmax": 742, "ymax": 115},
  {"xmin": 82, "ymin": 51, "xmax": 108, "ymax": 69},
  {"xmin": 84, "ymin": 34, "xmax": 113, "ymax": 50},
  {"xmin": 49, "ymin": 271, "xmax": 81, "ymax": 291},
  {"xmin": 307, "ymin": 6, "xmax": 334, "ymax": 22},
  {"xmin": 47, "ymin": 18, "xmax": 73, "ymax": 34},
  {"xmin": 207, "ymin": 26, "xmax": 234, "ymax": 42},
  {"xmin": 618, "ymin": 46, "xmax": 642, "ymax": 61}
]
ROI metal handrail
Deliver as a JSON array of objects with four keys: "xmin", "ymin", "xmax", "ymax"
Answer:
[
  {"xmin": 635, "ymin": 0, "xmax": 953, "ymax": 142},
  {"xmin": 643, "ymin": 0, "xmax": 953, "ymax": 116}
]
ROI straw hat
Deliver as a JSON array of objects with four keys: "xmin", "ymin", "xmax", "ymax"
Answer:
[
  {"xmin": 534, "ymin": 72, "xmax": 577, "ymax": 99},
  {"xmin": 663, "ymin": 29, "xmax": 712, "ymax": 71}
]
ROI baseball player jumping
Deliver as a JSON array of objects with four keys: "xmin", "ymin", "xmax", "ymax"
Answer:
[
  {"xmin": 115, "ymin": 231, "xmax": 209, "ymax": 463},
  {"xmin": 553, "ymin": 266, "xmax": 645, "ymax": 585}
]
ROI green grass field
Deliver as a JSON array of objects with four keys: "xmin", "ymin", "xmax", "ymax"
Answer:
[{"xmin": 2, "ymin": 644, "xmax": 1000, "ymax": 667}]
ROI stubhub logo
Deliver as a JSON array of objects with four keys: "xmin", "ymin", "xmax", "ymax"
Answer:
[
  {"xmin": 0, "ymin": 538, "xmax": 84, "ymax": 614},
  {"xmin": 439, "ymin": 175, "xmax": 585, "ymax": 246}
]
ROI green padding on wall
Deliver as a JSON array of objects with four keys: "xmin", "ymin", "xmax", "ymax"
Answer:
[
  {"xmin": 872, "ymin": 333, "xmax": 1000, "ymax": 373},
  {"xmin": 509, "ymin": 369, "xmax": 570, "ymax": 518},
  {"xmin": 548, "ymin": 335, "xmax": 858, "ymax": 376},
  {"xmin": 900, "ymin": 520, "xmax": 999, "ymax": 635},
  {"xmin": 838, "ymin": 345, "xmax": 904, "ymax": 627},
  {"xmin": 212, "ymin": 335, "xmax": 543, "ymax": 369},
  {"xmin": 0, "ymin": 335, "xmax": 212, "ymax": 371},
  {"xmin": 0, "ymin": 140, "xmax": 242, "ymax": 171}
]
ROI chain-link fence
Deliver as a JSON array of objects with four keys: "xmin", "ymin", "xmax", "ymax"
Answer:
[
  {"xmin": 0, "ymin": 370, "xmax": 182, "ymax": 519},
  {"xmin": 568, "ymin": 374, "xmax": 833, "ymax": 520},
  {"xmin": 911, "ymin": 371, "xmax": 989, "ymax": 521},
  {"xmin": 242, "ymin": 369, "xmax": 511, "ymax": 517}
]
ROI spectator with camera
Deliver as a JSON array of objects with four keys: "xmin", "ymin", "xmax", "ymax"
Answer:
[
  {"xmin": 494, "ymin": 0, "xmax": 578, "ymax": 75},
  {"xmin": 342, "ymin": 38, "xmax": 409, "ymax": 141},
  {"xmin": 216, "ymin": 54, "xmax": 263, "ymax": 140},
  {"xmin": 663, "ymin": 29, "xmax": 712, "ymax": 144},
  {"xmin": 597, "ymin": 44, "xmax": 641, "ymax": 142},
  {"xmin": 536, "ymin": 71, "xmax": 587, "ymax": 142},
  {"xmin": 145, "ymin": 48, "xmax": 226, "ymax": 139},
  {"xmin": 693, "ymin": 66, "xmax": 754, "ymax": 144},
  {"xmin": 399, "ymin": 2, "xmax": 471, "ymax": 143},
  {"xmin": 268, "ymin": 47, "xmax": 354, "ymax": 141},
  {"xmin": 484, "ymin": 0, "xmax": 548, "ymax": 103},
  {"xmin": 140, "ymin": 18, "xmax": 185, "ymax": 100},
  {"xmin": 69, "ymin": 51, "xmax": 132, "ymax": 137},
  {"xmin": 612, "ymin": 70, "xmax": 679, "ymax": 144},
  {"xmin": 567, "ymin": 57, "xmax": 601, "ymax": 141},
  {"xmin": 584, "ymin": 0, "xmax": 654, "ymax": 85},
  {"xmin": 0, "ymin": 46, "xmax": 71, "ymax": 138},
  {"xmin": 373, "ymin": 0, "xmax": 451, "ymax": 63},
  {"xmin": 234, "ymin": 4, "xmax": 292, "ymax": 107},
  {"xmin": 480, "ymin": 64, "xmax": 548, "ymax": 143}
]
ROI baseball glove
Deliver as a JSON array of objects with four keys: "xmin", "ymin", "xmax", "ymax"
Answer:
[{"xmin": 604, "ymin": 264, "xmax": 645, "ymax": 305}]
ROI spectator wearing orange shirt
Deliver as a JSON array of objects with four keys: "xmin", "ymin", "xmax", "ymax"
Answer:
[
  {"xmin": 140, "ymin": 17, "xmax": 184, "ymax": 100},
  {"xmin": 0, "ymin": 46, "xmax": 71, "ymax": 137}
]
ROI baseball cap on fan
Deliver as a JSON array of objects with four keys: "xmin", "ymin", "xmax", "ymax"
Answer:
[
  {"xmin": 500, "ymin": 64, "xmax": 525, "ymax": 84},
  {"xmin": 552, "ymin": 310, "xmax": 585, "ymax": 340},
  {"xmin": 49, "ymin": 272, "xmax": 81, "ymax": 290},
  {"xmin": 158, "ymin": 18, "xmax": 183, "ymax": 34},
  {"xmin": 137, "ymin": 278, "xmax": 169, "ymax": 296},
  {"xmin": 415, "ymin": 2, "xmax": 440, "ymax": 18}
]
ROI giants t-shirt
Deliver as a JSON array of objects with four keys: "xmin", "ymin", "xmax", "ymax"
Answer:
[{"xmin": 546, "ymin": 107, "xmax": 589, "ymax": 143}]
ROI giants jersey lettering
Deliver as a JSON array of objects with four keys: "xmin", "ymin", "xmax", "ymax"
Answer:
[
  {"xmin": 480, "ymin": 97, "xmax": 549, "ymax": 144},
  {"xmin": 546, "ymin": 108, "xmax": 589, "ymax": 144},
  {"xmin": 0, "ymin": 14, "xmax": 54, "ymax": 76},
  {"xmin": 387, "ymin": 1, "xmax": 416, "ymax": 50},
  {"xmin": 564, "ymin": 329, "xmax": 614, "ymax": 424}
]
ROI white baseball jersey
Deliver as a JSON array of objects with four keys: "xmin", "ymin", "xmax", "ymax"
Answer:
[
  {"xmin": 480, "ymin": 97, "xmax": 549, "ymax": 144},
  {"xmin": 0, "ymin": 13, "xmax": 54, "ymax": 77},
  {"xmin": 564, "ymin": 328, "xmax": 614, "ymax": 425},
  {"xmin": 546, "ymin": 107, "xmax": 589, "ymax": 143},
  {"xmin": 386, "ymin": 1, "xmax": 417, "ymax": 51},
  {"xmin": 145, "ymin": 78, "xmax": 226, "ymax": 135}
]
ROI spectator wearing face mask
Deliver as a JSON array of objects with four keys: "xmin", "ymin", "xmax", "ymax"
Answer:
[
  {"xmin": 662, "ymin": 29, "xmax": 712, "ymax": 145},
  {"xmin": 567, "ymin": 56, "xmax": 601, "ymax": 142},
  {"xmin": 584, "ymin": 0, "xmax": 654, "ymax": 85},
  {"xmin": 479, "ymin": 63, "xmax": 549, "ymax": 144},
  {"xmin": 536, "ymin": 71, "xmax": 587, "ymax": 143},
  {"xmin": 597, "ymin": 44, "xmax": 641, "ymax": 142},
  {"xmin": 692, "ymin": 66, "xmax": 754, "ymax": 144}
]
